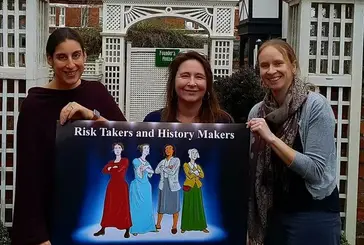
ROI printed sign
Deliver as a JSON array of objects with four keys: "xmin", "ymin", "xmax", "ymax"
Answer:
[
  {"xmin": 155, "ymin": 49, "xmax": 180, "ymax": 67},
  {"xmin": 50, "ymin": 121, "xmax": 250, "ymax": 245}
]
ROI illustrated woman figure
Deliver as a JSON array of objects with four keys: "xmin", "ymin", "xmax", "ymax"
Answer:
[
  {"xmin": 94, "ymin": 142, "xmax": 132, "ymax": 238},
  {"xmin": 155, "ymin": 144, "xmax": 181, "ymax": 234},
  {"xmin": 129, "ymin": 144, "xmax": 156, "ymax": 236},
  {"xmin": 181, "ymin": 148, "xmax": 209, "ymax": 233}
]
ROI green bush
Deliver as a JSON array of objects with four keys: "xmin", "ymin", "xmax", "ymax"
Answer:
[
  {"xmin": 73, "ymin": 20, "xmax": 207, "ymax": 58},
  {"xmin": 126, "ymin": 19, "xmax": 207, "ymax": 48},
  {"xmin": 74, "ymin": 27, "xmax": 102, "ymax": 61},
  {"xmin": 340, "ymin": 233, "xmax": 350, "ymax": 245},
  {"xmin": 0, "ymin": 221, "xmax": 11, "ymax": 245},
  {"xmin": 214, "ymin": 66, "xmax": 265, "ymax": 123}
]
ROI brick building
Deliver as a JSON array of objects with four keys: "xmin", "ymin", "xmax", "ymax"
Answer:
[{"xmin": 49, "ymin": 0, "xmax": 102, "ymax": 29}]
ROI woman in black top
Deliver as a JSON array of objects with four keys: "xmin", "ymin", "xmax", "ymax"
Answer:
[
  {"xmin": 144, "ymin": 51, "xmax": 233, "ymax": 124},
  {"xmin": 12, "ymin": 27, "xmax": 126, "ymax": 245}
]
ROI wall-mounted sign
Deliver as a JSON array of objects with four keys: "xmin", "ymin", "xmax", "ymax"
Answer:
[{"xmin": 155, "ymin": 49, "xmax": 180, "ymax": 67}]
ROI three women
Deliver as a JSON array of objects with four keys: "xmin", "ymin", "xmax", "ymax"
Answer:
[{"xmin": 12, "ymin": 25, "xmax": 340, "ymax": 245}]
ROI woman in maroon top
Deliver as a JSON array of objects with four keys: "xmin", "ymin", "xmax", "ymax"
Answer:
[{"xmin": 11, "ymin": 27, "xmax": 126, "ymax": 245}]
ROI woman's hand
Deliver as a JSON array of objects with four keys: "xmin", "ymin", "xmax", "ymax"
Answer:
[
  {"xmin": 39, "ymin": 241, "xmax": 51, "ymax": 245},
  {"xmin": 59, "ymin": 101, "xmax": 93, "ymax": 125},
  {"xmin": 247, "ymin": 118, "xmax": 276, "ymax": 145}
]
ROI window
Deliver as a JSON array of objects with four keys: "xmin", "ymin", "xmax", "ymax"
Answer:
[
  {"xmin": 308, "ymin": 3, "xmax": 353, "ymax": 75},
  {"xmin": 19, "ymin": 15, "xmax": 25, "ymax": 29},
  {"xmin": 49, "ymin": 6, "xmax": 56, "ymax": 26},
  {"xmin": 19, "ymin": 53, "xmax": 25, "ymax": 67},
  {"xmin": 7, "ymin": 0, "xmax": 14, "ymax": 11},
  {"xmin": 19, "ymin": 34, "xmax": 25, "ymax": 48},
  {"xmin": 8, "ymin": 52, "xmax": 15, "ymax": 67},
  {"xmin": 8, "ymin": 15, "xmax": 14, "ymax": 29},
  {"xmin": 81, "ymin": 7, "xmax": 89, "ymax": 27},
  {"xmin": 19, "ymin": 0, "xmax": 26, "ymax": 11},
  {"xmin": 59, "ymin": 7, "xmax": 65, "ymax": 27},
  {"xmin": 7, "ymin": 33, "xmax": 14, "ymax": 48}
]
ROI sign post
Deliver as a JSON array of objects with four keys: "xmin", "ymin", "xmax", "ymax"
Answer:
[{"xmin": 155, "ymin": 49, "xmax": 180, "ymax": 67}]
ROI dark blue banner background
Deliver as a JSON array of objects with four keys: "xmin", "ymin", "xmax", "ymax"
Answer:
[{"xmin": 51, "ymin": 121, "xmax": 250, "ymax": 245}]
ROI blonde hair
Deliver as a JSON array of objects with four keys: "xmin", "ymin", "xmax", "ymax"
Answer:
[{"xmin": 258, "ymin": 39, "xmax": 300, "ymax": 76}]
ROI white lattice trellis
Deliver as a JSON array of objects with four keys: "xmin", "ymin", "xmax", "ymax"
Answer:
[
  {"xmin": 102, "ymin": 0, "xmax": 238, "ymax": 112},
  {"xmin": 0, "ymin": 79, "xmax": 27, "ymax": 227},
  {"xmin": 285, "ymin": 0, "xmax": 364, "ymax": 244},
  {"xmin": 125, "ymin": 43, "xmax": 208, "ymax": 122},
  {"xmin": 0, "ymin": 0, "xmax": 49, "ymax": 228}
]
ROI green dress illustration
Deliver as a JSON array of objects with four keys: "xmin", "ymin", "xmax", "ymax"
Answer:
[{"xmin": 181, "ymin": 148, "xmax": 209, "ymax": 233}]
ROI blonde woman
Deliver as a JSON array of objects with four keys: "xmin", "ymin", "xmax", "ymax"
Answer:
[{"xmin": 247, "ymin": 39, "xmax": 340, "ymax": 245}]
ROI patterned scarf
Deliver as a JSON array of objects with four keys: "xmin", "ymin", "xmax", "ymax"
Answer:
[{"xmin": 247, "ymin": 78, "xmax": 310, "ymax": 244}]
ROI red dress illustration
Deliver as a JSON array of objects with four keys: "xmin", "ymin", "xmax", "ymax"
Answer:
[
  {"xmin": 94, "ymin": 144, "xmax": 132, "ymax": 238},
  {"xmin": 101, "ymin": 159, "xmax": 132, "ymax": 229}
]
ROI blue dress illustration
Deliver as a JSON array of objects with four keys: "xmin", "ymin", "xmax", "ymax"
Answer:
[{"xmin": 129, "ymin": 144, "xmax": 157, "ymax": 235}]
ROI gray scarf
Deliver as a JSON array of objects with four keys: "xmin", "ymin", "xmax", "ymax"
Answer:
[{"xmin": 247, "ymin": 78, "xmax": 310, "ymax": 244}]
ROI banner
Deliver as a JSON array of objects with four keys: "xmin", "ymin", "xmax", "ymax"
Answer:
[{"xmin": 51, "ymin": 121, "xmax": 250, "ymax": 245}]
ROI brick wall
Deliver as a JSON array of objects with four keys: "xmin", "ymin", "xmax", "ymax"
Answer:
[
  {"xmin": 162, "ymin": 17, "xmax": 185, "ymax": 28},
  {"xmin": 49, "ymin": 5, "xmax": 101, "ymax": 28},
  {"xmin": 66, "ymin": 8, "xmax": 81, "ymax": 27},
  {"xmin": 88, "ymin": 7, "xmax": 99, "ymax": 27}
]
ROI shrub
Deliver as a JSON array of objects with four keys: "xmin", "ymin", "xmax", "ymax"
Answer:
[
  {"xmin": 126, "ymin": 19, "xmax": 207, "ymax": 48},
  {"xmin": 214, "ymin": 66, "xmax": 265, "ymax": 123},
  {"xmin": 340, "ymin": 233, "xmax": 350, "ymax": 245},
  {"xmin": 0, "ymin": 221, "xmax": 11, "ymax": 245},
  {"xmin": 74, "ymin": 27, "xmax": 102, "ymax": 61}
]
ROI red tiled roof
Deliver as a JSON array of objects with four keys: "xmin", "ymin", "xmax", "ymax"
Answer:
[{"xmin": 49, "ymin": 0, "xmax": 102, "ymax": 4}]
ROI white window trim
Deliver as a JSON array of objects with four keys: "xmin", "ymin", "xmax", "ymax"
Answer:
[
  {"xmin": 81, "ymin": 6, "xmax": 89, "ymax": 27},
  {"xmin": 59, "ymin": 7, "xmax": 66, "ymax": 27},
  {"xmin": 49, "ymin": 6, "xmax": 56, "ymax": 27}
]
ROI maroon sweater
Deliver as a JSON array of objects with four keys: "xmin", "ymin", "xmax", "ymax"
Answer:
[{"xmin": 11, "ymin": 80, "xmax": 126, "ymax": 245}]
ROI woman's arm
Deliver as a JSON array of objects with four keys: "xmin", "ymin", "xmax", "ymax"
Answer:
[
  {"xmin": 183, "ymin": 163, "xmax": 194, "ymax": 179},
  {"xmin": 154, "ymin": 160, "xmax": 163, "ymax": 174},
  {"xmin": 164, "ymin": 158, "xmax": 180, "ymax": 176},
  {"xmin": 102, "ymin": 162, "xmax": 113, "ymax": 174},
  {"xmin": 250, "ymin": 96, "xmax": 336, "ymax": 185},
  {"xmin": 197, "ymin": 165, "xmax": 205, "ymax": 179},
  {"xmin": 252, "ymin": 96, "xmax": 336, "ymax": 184},
  {"xmin": 286, "ymin": 98, "xmax": 336, "ymax": 185}
]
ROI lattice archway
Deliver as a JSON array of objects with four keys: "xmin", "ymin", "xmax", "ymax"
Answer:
[
  {"xmin": 122, "ymin": 7, "xmax": 214, "ymax": 34},
  {"xmin": 101, "ymin": 0, "xmax": 238, "ymax": 111}
]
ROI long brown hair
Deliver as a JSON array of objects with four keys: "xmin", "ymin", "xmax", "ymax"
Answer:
[{"xmin": 161, "ymin": 51, "xmax": 230, "ymax": 123}]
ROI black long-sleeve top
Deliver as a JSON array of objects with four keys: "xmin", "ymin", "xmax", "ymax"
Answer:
[{"xmin": 11, "ymin": 80, "xmax": 126, "ymax": 245}]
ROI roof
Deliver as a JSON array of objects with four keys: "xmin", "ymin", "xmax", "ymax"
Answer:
[{"xmin": 49, "ymin": 0, "xmax": 102, "ymax": 4}]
